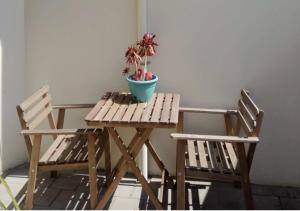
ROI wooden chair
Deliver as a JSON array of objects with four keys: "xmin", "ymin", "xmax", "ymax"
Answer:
[
  {"xmin": 171, "ymin": 89, "xmax": 264, "ymax": 209},
  {"xmin": 16, "ymin": 85, "xmax": 111, "ymax": 209}
]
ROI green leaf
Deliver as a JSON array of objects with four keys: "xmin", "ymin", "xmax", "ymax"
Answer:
[{"xmin": 0, "ymin": 176, "xmax": 20, "ymax": 210}]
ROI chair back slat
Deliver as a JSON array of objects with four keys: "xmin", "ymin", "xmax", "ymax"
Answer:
[
  {"xmin": 20, "ymin": 85, "xmax": 49, "ymax": 111},
  {"xmin": 23, "ymin": 95, "xmax": 52, "ymax": 122},
  {"xmin": 240, "ymin": 90, "xmax": 260, "ymax": 115},
  {"xmin": 17, "ymin": 85, "xmax": 55, "ymax": 130},
  {"xmin": 27, "ymin": 105, "xmax": 52, "ymax": 129},
  {"xmin": 238, "ymin": 89, "xmax": 264, "ymax": 137}
]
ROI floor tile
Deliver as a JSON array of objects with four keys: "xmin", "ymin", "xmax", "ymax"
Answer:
[{"xmin": 280, "ymin": 198, "xmax": 300, "ymax": 209}]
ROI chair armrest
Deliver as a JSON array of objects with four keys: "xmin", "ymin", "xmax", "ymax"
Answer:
[
  {"xmin": 170, "ymin": 133, "xmax": 259, "ymax": 143},
  {"xmin": 21, "ymin": 128, "xmax": 102, "ymax": 136},
  {"xmin": 179, "ymin": 107, "xmax": 237, "ymax": 114},
  {"xmin": 52, "ymin": 104, "xmax": 96, "ymax": 109}
]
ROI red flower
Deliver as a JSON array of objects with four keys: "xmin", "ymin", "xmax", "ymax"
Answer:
[
  {"xmin": 125, "ymin": 46, "xmax": 142, "ymax": 64},
  {"xmin": 137, "ymin": 33, "xmax": 158, "ymax": 57}
]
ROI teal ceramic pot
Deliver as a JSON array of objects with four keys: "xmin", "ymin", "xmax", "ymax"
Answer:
[{"xmin": 127, "ymin": 74, "xmax": 158, "ymax": 102}]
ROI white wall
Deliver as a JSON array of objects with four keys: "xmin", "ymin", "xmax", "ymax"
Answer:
[
  {"xmin": 24, "ymin": 0, "xmax": 300, "ymax": 186},
  {"xmin": 25, "ymin": 0, "xmax": 137, "ymax": 167},
  {"xmin": 0, "ymin": 0, "xmax": 26, "ymax": 172},
  {"xmin": 147, "ymin": 0, "xmax": 300, "ymax": 186}
]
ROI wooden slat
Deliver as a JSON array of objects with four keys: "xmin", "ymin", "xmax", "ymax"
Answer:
[
  {"xmin": 103, "ymin": 94, "xmax": 125, "ymax": 122},
  {"xmin": 94, "ymin": 92, "xmax": 119, "ymax": 121},
  {"xmin": 171, "ymin": 133, "xmax": 259, "ymax": 143},
  {"xmin": 66, "ymin": 137, "xmax": 86, "ymax": 163},
  {"xmin": 22, "ymin": 128, "xmax": 102, "ymax": 135},
  {"xmin": 216, "ymin": 142, "xmax": 231, "ymax": 173},
  {"xmin": 206, "ymin": 142, "xmax": 218, "ymax": 171},
  {"xmin": 63, "ymin": 137, "xmax": 84, "ymax": 163},
  {"xmin": 160, "ymin": 93, "xmax": 173, "ymax": 123},
  {"xmin": 241, "ymin": 90, "xmax": 259, "ymax": 115},
  {"xmin": 131, "ymin": 102, "xmax": 147, "ymax": 122},
  {"xmin": 23, "ymin": 95, "xmax": 52, "ymax": 122},
  {"xmin": 225, "ymin": 143, "xmax": 238, "ymax": 170},
  {"xmin": 39, "ymin": 135, "xmax": 65, "ymax": 163},
  {"xmin": 20, "ymin": 85, "xmax": 49, "ymax": 111},
  {"xmin": 211, "ymin": 142, "xmax": 223, "ymax": 172},
  {"xmin": 38, "ymin": 163, "xmax": 88, "ymax": 172},
  {"xmin": 121, "ymin": 99, "xmax": 138, "ymax": 122},
  {"xmin": 170, "ymin": 94, "xmax": 180, "ymax": 124},
  {"xmin": 179, "ymin": 107, "xmax": 236, "ymax": 114},
  {"xmin": 140, "ymin": 93, "xmax": 157, "ymax": 122},
  {"xmin": 196, "ymin": 141, "xmax": 208, "ymax": 169},
  {"xmin": 85, "ymin": 92, "xmax": 112, "ymax": 121},
  {"xmin": 112, "ymin": 94, "xmax": 132, "ymax": 121},
  {"xmin": 237, "ymin": 111, "xmax": 252, "ymax": 135},
  {"xmin": 48, "ymin": 138, "xmax": 72, "ymax": 163},
  {"xmin": 27, "ymin": 106, "xmax": 52, "ymax": 129},
  {"xmin": 239, "ymin": 99, "xmax": 255, "ymax": 127},
  {"xmin": 150, "ymin": 93, "xmax": 164, "ymax": 123},
  {"xmin": 187, "ymin": 140, "xmax": 197, "ymax": 168}
]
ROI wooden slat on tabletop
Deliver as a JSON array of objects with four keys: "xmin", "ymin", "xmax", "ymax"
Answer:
[
  {"xmin": 211, "ymin": 142, "xmax": 223, "ymax": 172},
  {"xmin": 121, "ymin": 98, "xmax": 138, "ymax": 122},
  {"xmin": 196, "ymin": 141, "xmax": 208, "ymax": 169},
  {"xmin": 103, "ymin": 94, "xmax": 125, "ymax": 122},
  {"xmin": 187, "ymin": 140, "xmax": 197, "ymax": 168},
  {"xmin": 170, "ymin": 94, "xmax": 180, "ymax": 124},
  {"xmin": 94, "ymin": 92, "xmax": 118, "ymax": 121},
  {"xmin": 140, "ymin": 93, "xmax": 157, "ymax": 122},
  {"xmin": 85, "ymin": 92, "xmax": 111, "ymax": 121},
  {"xmin": 160, "ymin": 93, "xmax": 173, "ymax": 123},
  {"xmin": 150, "ymin": 93, "xmax": 164, "ymax": 123},
  {"xmin": 131, "ymin": 102, "xmax": 147, "ymax": 122},
  {"xmin": 112, "ymin": 94, "xmax": 132, "ymax": 121}
]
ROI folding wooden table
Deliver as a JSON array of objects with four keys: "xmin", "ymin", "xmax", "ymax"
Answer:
[{"xmin": 85, "ymin": 92, "xmax": 180, "ymax": 209}]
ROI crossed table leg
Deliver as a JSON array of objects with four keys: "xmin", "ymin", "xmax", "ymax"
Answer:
[{"xmin": 95, "ymin": 127, "xmax": 172, "ymax": 210}]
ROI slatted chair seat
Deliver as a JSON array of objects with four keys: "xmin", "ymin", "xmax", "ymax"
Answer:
[
  {"xmin": 39, "ymin": 131, "xmax": 105, "ymax": 166},
  {"xmin": 17, "ymin": 85, "xmax": 111, "ymax": 209},
  {"xmin": 186, "ymin": 140, "xmax": 239, "ymax": 175},
  {"xmin": 172, "ymin": 89, "xmax": 264, "ymax": 209}
]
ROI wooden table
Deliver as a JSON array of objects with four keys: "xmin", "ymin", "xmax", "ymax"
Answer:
[{"xmin": 85, "ymin": 92, "xmax": 180, "ymax": 209}]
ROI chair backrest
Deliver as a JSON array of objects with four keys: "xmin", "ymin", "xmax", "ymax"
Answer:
[
  {"xmin": 16, "ymin": 85, "xmax": 56, "ymax": 130},
  {"xmin": 237, "ymin": 89, "xmax": 264, "ymax": 137}
]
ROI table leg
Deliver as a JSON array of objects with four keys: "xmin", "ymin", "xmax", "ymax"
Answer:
[
  {"xmin": 106, "ymin": 128, "xmax": 145, "ymax": 185},
  {"xmin": 95, "ymin": 128, "xmax": 154, "ymax": 209},
  {"xmin": 107, "ymin": 127, "xmax": 163, "ymax": 210}
]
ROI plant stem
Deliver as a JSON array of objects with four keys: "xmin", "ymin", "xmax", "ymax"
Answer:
[{"xmin": 144, "ymin": 56, "xmax": 148, "ymax": 81}]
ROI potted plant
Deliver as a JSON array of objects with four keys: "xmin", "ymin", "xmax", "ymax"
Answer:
[{"xmin": 123, "ymin": 32, "xmax": 158, "ymax": 102}]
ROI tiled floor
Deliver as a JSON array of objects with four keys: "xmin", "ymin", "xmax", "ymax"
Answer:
[{"xmin": 1, "ymin": 163, "xmax": 300, "ymax": 210}]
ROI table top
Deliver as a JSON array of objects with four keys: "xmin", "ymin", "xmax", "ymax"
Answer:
[{"xmin": 85, "ymin": 92, "xmax": 180, "ymax": 128}]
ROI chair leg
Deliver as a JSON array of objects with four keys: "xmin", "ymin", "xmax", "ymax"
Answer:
[
  {"xmin": 104, "ymin": 128, "xmax": 111, "ymax": 181},
  {"xmin": 241, "ymin": 176, "xmax": 254, "ymax": 209},
  {"xmin": 88, "ymin": 135, "xmax": 98, "ymax": 209},
  {"xmin": 236, "ymin": 143, "xmax": 254, "ymax": 209},
  {"xmin": 176, "ymin": 141, "xmax": 186, "ymax": 210},
  {"xmin": 25, "ymin": 135, "xmax": 41, "ymax": 210}
]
